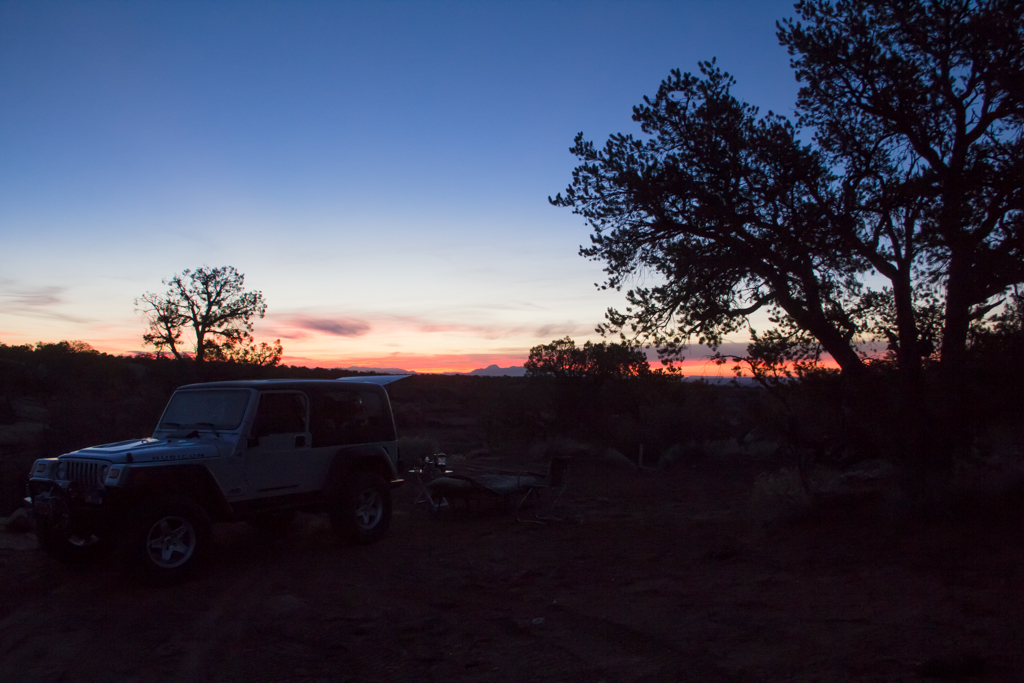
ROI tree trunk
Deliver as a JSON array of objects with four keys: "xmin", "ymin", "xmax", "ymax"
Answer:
[
  {"xmin": 929, "ymin": 248, "xmax": 974, "ymax": 477},
  {"xmin": 892, "ymin": 273, "xmax": 923, "ymax": 383},
  {"xmin": 940, "ymin": 250, "xmax": 972, "ymax": 379}
]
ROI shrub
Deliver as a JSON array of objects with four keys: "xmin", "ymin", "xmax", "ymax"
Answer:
[{"xmin": 749, "ymin": 468, "xmax": 812, "ymax": 523}]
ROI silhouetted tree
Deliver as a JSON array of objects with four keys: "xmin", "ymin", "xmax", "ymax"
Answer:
[
  {"xmin": 136, "ymin": 266, "xmax": 270, "ymax": 366},
  {"xmin": 552, "ymin": 61, "xmax": 871, "ymax": 375},
  {"xmin": 780, "ymin": 0, "xmax": 1024, "ymax": 381},
  {"xmin": 780, "ymin": 0, "xmax": 1024, "ymax": 468},
  {"xmin": 525, "ymin": 337, "xmax": 651, "ymax": 381},
  {"xmin": 210, "ymin": 338, "xmax": 284, "ymax": 367}
]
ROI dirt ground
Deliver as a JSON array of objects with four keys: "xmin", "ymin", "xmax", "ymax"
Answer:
[{"xmin": 1, "ymin": 456, "xmax": 1023, "ymax": 682}]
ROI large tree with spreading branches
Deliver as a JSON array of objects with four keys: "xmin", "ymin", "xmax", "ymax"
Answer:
[
  {"xmin": 136, "ymin": 266, "xmax": 278, "ymax": 366},
  {"xmin": 554, "ymin": 0, "xmax": 1022, "ymax": 383}
]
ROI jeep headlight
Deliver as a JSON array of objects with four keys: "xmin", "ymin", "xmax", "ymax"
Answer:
[
  {"xmin": 56, "ymin": 461, "xmax": 68, "ymax": 481},
  {"xmin": 104, "ymin": 466, "xmax": 123, "ymax": 484}
]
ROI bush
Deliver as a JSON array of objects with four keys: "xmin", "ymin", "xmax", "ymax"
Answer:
[{"xmin": 749, "ymin": 468, "xmax": 812, "ymax": 523}]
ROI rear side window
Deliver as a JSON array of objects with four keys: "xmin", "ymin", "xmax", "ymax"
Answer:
[
  {"xmin": 253, "ymin": 392, "xmax": 308, "ymax": 436},
  {"xmin": 310, "ymin": 389, "xmax": 391, "ymax": 447}
]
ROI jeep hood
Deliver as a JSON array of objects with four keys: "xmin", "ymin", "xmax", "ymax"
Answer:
[{"xmin": 60, "ymin": 437, "xmax": 224, "ymax": 463}]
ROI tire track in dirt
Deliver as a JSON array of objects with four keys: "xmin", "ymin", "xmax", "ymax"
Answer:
[{"xmin": 172, "ymin": 566, "xmax": 263, "ymax": 682}]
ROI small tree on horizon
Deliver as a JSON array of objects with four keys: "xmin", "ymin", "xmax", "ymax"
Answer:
[
  {"xmin": 525, "ymin": 336, "xmax": 653, "ymax": 381},
  {"xmin": 209, "ymin": 338, "xmax": 284, "ymax": 367}
]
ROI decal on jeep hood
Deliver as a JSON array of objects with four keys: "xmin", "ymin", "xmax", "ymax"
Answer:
[{"xmin": 152, "ymin": 452, "xmax": 208, "ymax": 461}]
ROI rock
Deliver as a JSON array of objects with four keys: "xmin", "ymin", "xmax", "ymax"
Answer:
[
  {"xmin": 841, "ymin": 459, "xmax": 896, "ymax": 482},
  {"xmin": 599, "ymin": 448, "xmax": 635, "ymax": 469},
  {"xmin": 5, "ymin": 507, "xmax": 33, "ymax": 533}
]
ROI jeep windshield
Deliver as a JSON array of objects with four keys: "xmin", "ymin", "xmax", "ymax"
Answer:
[{"xmin": 158, "ymin": 389, "xmax": 251, "ymax": 431}]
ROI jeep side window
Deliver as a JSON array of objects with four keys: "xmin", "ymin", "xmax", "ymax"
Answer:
[
  {"xmin": 311, "ymin": 390, "xmax": 388, "ymax": 446},
  {"xmin": 253, "ymin": 392, "xmax": 308, "ymax": 437}
]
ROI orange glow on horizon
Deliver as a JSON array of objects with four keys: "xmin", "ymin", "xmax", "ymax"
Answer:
[
  {"xmin": 278, "ymin": 353, "xmax": 844, "ymax": 377},
  {"xmin": 5, "ymin": 332, "xmax": 843, "ymax": 377},
  {"xmin": 660, "ymin": 355, "xmax": 843, "ymax": 378}
]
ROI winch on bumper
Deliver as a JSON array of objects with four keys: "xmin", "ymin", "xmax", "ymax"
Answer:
[{"xmin": 27, "ymin": 458, "xmax": 125, "ymax": 539}]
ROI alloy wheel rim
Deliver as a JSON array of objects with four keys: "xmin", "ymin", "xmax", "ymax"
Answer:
[
  {"xmin": 354, "ymin": 489, "xmax": 383, "ymax": 529},
  {"xmin": 145, "ymin": 516, "xmax": 197, "ymax": 568}
]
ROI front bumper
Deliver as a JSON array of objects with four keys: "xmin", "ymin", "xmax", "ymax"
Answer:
[{"xmin": 28, "ymin": 479, "xmax": 114, "ymax": 535}]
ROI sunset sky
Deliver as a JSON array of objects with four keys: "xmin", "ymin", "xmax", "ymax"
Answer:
[{"xmin": 1, "ymin": 0, "xmax": 802, "ymax": 374}]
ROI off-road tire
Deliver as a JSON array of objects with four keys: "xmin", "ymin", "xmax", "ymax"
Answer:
[
  {"xmin": 36, "ymin": 517, "xmax": 114, "ymax": 566},
  {"xmin": 122, "ymin": 497, "xmax": 212, "ymax": 585},
  {"xmin": 330, "ymin": 471, "xmax": 391, "ymax": 545}
]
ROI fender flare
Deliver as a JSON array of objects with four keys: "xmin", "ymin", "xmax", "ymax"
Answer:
[{"xmin": 119, "ymin": 464, "xmax": 233, "ymax": 522}]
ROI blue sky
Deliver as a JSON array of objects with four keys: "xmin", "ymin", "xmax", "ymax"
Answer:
[{"xmin": 0, "ymin": 0, "xmax": 801, "ymax": 372}]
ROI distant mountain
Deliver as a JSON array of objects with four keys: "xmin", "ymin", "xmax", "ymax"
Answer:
[{"xmin": 466, "ymin": 364, "xmax": 527, "ymax": 377}]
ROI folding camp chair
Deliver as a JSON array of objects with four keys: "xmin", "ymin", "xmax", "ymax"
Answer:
[
  {"xmin": 411, "ymin": 453, "xmax": 453, "ymax": 511},
  {"xmin": 514, "ymin": 456, "xmax": 571, "ymax": 523}
]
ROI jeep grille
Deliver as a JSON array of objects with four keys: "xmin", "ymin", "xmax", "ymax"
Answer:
[{"xmin": 63, "ymin": 460, "xmax": 106, "ymax": 487}]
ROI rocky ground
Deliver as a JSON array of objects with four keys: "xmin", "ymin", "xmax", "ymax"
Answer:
[{"xmin": 2, "ymin": 455, "xmax": 1023, "ymax": 682}]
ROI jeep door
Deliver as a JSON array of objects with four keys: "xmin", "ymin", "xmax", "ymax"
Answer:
[{"xmin": 246, "ymin": 391, "xmax": 315, "ymax": 496}]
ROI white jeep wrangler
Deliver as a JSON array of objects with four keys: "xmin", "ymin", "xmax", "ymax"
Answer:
[{"xmin": 26, "ymin": 378, "xmax": 405, "ymax": 583}]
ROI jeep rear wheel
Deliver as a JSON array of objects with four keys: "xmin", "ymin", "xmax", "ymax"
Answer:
[
  {"xmin": 330, "ymin": 471, "xmax": 391, "ymax": 545},
  {"xmin": 123, "ymin": 497, "xmax": 211, "ymax": 584}
]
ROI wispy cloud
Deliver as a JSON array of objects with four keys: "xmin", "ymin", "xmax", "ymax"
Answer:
[
  {"xmin": 0, "ymin": 280, "xmax": 94, "ymax": 323},
  {"xmin": 382, "ymin": 314, "xmax": 594, "ymax": 341},
  {"xmin": 6, "ymin": 286, "xmax": 63, "ymax": 307},
  {"xmin": 270, "ymin": 315, "xmax": 372, "ymax": 339}
]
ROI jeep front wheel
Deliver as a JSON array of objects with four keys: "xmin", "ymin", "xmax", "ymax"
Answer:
[
  {"xmin": 330, "ymin": 471, "xmax": 391, "ymax": 545},
  {"xmin": 123, "ymin": 497, "xmax": 211, "ymax": 584}
]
